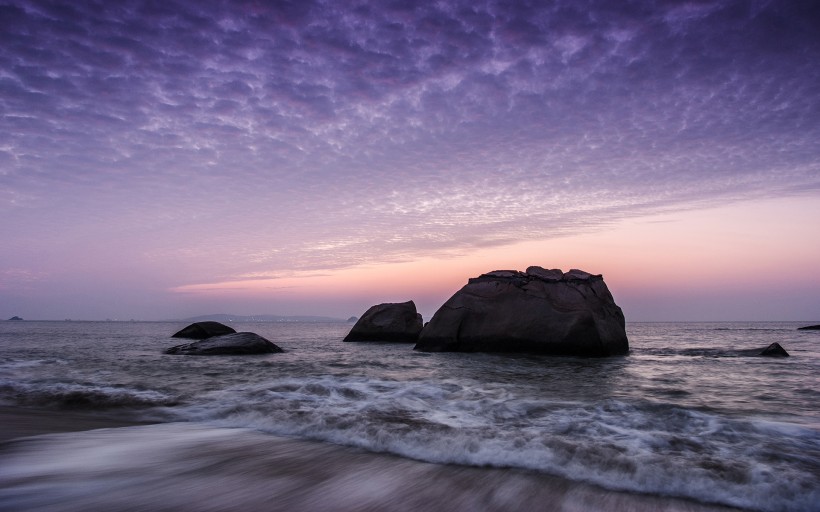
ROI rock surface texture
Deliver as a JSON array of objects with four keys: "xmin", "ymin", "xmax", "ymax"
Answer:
[
  {"xmin": 758, "ymin": 342, "xmax": 789, "ymax": 357},
  {"xmin": 172, "ymin": 321, "xmax": 237, "ymax": 339},
  {"xmin": 414, "ymin": 267, "xmax": 628, "ymax": 356},
  {"xmin": 344, "ymin": 301, "xmax": 423, "ymax": 342},
  {"xmin": 165, "ymin": 332, "xmax": 283, "ymax": 355}
]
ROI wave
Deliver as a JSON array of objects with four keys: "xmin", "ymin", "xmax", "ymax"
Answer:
[
  {"xmin": 0, "ymin": 358, "xmax": 69, "ymax": 370},
  {"xmin": 0, "ymin": 423, "xmax": 752, "ymax": 512},
  {"xmin": 711, "ymin": 328, "xmax": 792, "ymax": 332},
  {"xmin": 160, "ymin": 375, "xmax": 820, "ymax": 512},
  {"xmin": 0, "ymin": 380, "xmax": 178, "ymax": 409}
]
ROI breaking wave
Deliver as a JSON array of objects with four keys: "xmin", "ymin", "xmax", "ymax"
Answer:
[
  {"xmin": 163, "ymin": 375, "xmax": 819, "ymax": 512},
  {"xmin": 0, "ymin": 380, "xmax": 177, "ymax": 409}
]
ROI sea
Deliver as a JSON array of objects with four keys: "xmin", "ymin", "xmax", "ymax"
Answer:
[{"xmin": 0, "ymin": 320, "xmax": 818, "ymax": 512}]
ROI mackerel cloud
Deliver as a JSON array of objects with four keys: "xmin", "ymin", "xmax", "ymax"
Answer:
[{"xmin": 2, "ymin": 0, "xmax": 819, "ymax": 282}]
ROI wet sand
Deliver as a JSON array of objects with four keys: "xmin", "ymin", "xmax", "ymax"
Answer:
[
  {"xmin": 0, "ymin": 406, "xmax": 156, "ymax": 442},
  {"xmin": 0, "ymin": 407, "xmax": 744, "ymax": 512}
]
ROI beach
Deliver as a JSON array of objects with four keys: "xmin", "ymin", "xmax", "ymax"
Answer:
[
  {"xmin": 0, "ymin": 406, "xmax": 155, "ymax": 442},
  {"xmin": 1, "ymin": 320, "xmax": 818, "ymax": 511},
  {"xmin": 0, "ymin": 406, "xmax": 743, "ymax": 512}
]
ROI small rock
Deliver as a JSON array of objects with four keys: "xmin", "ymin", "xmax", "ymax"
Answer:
[
  {"xmin": 172, "ymin": 321, "xmax": 236, "ymax": 339},
  {"xmin": 759, "ymin": 342, "xmax": 789, "ymax": 357},
  {"xmin": 165, "ymin": 332, "xmax": 283, "ymax": 355},
  {"xmin": 525, "ymin": 266, "xmax": 563, "ymax": 281},
  {"xmin": 563, "ymin": 268, "xmax": 596, "ymax": 280}
]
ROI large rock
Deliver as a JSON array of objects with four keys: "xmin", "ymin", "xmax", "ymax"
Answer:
[
  {"xmin": 414, "ymin": 267, "xmax": 628, "ymax": 356},
  {"xmin": 797, "ymin": 324, "xmax": 820, "ymax": 331},
  {"xmin": 344, "ymin": 301, "xmax": 423, "ymax": 342},
  {"xmin": 172, "ymin": 321, "xmax": 236, "ymax": 339},
  {"xmin": 165, "ymin": 332, "xmax": 283, "ymax": 355}
]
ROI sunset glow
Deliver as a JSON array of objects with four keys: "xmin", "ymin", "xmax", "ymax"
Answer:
[{"xmin": 2, "ymin": 1, "xmax": 819, "ymax": 321}]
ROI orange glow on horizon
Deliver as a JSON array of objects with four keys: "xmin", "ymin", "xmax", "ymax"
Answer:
[{"xmin": 170, "ymin": 196, "xmax": 820, "ymax": 318}]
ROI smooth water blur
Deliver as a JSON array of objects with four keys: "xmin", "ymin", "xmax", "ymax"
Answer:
[
  {"xmin": 1, "ymin": 321, "xmax": 817, "ymax": 424},
  {"xmin": 1, "ymin": 320, "xmax": 819, "ymax": 511},
  {"xmin": 0, "ymin": 423, "xmax": 744, "ymax": 512}
]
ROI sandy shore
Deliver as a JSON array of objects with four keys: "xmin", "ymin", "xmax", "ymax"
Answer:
[
  {"xmin": 0, "ymin": 406, "xmax": 157, "ymax": 443},
  {"xmin": 0, "ymin": 407, "xmax": 744, "ymax": 512}
]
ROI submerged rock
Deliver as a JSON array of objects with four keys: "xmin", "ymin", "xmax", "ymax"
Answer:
[
  {"xmin": 797, "ymin": 324, "xmax": 820, "ymax": 331},
  {"xmin": 165, "ymin": 332, "xmax": 283, "ymax": 355},
  {"xmin": 344, "ymin": 301, "xmax": 423, "ymax": 342},
  {"xmin": 758, "ymin": 342, "xmax": 789, "ymax": 357},
  {"xmin": 414, "ymin": 266, "xmax": 628, "ymax": 357},
  {"xmin": 172, "ymin": 321, "xmax": 236, "ymax": 339},
  {"xmin": 683, "ymin": 344, "xmax": 792, "ymax": 358}
]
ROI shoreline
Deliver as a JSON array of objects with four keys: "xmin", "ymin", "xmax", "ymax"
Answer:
[
  {"xmin": 0, "ymin": 405, "xmax": 158, "ymax": 443},
  {"xmin": 0, "ymin": 406, "xmax": 745, "ymax": 512}
]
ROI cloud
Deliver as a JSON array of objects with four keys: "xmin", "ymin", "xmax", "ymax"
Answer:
[{"xmin": 1, "ymin": 0, "xmax": 819, "ymax": 292}]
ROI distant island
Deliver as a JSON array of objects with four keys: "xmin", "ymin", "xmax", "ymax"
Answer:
[
  {"xmin": 7, "ymin": 316, "xmax": 24, "ymax": 321},
  {"xmin": 183, "ymin": 314, "xmax": 346, "ymax": 323}
]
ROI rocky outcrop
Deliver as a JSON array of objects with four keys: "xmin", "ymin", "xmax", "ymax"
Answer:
[
  {"xmin": 165, "ymin": 332, "xmax": 283, "ymax": 355},
  {"xmin": 414, "ymin": 267, "xmax": 628, "ymax": 357},
  {"xmin": 172, "ymin": 321, "xmax": 236, "ymax": 339},
  {"xmin": 758, "ymin": 342, "xmax": 789, "ymax": 357},
  {"xmin": 344, "ymin": 301, "xmax": 423, "ymax": 342},
  {"xmin": 797, "ymin": 324, "xmax": 820, "ymax": 331}
]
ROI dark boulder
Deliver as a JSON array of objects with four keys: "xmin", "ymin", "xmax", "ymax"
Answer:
[
  {"xmin": 165, "ymin": 332, "xmax": 283, "ymax": 355},
  {"xmin": 414, "ymin": 267, "xmax": 628, "ymax": 357},
  {"xmin": 758, "ymin": 342, "xmax": 789, "ymax": 357},
  {"xmin": 172, "ymin": 321, "xmax": 236, "ymax": 339},
  {"xmin": 686, "ymin": 344, "xmax": 792, "ymax": 357},
  {"xmin": 344, "ymin": 301, "xmax": 423, "ymax": 342},
  {"xmin": 797, "ymin": 324, "xmax": 820, "ymax": 331}
]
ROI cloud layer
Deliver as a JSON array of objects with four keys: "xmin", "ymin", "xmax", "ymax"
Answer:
[{"xmin": 2, "ymin": 0, "xmax": 819, "ymax": 312}]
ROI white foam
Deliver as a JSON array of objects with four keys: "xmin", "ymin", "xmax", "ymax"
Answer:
[
  {"xmin": 0, "ymin": 423, "xmax": 752, "ymax": 512},
  {"xmin": 0, "ymin": 379, "xmax": 176, "ymax": 408},
  {"xmin": 161, "ymin": 375, "xmax": 820, "ymax": 512}
]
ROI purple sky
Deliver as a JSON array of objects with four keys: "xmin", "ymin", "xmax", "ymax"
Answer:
[{"xmin": 2, "ymin": 0, "xmax": 819, "ymax": 321}]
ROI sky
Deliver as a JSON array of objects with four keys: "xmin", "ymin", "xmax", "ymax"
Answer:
[{"xmin": 1, "ymin": 0, "xmax": 819, "ymax": 322}]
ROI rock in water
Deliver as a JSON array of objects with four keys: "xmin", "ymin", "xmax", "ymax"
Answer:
[
  {"xmin": 759, "ymin": 342, "xmax": 789, "ymax": 357},
  {"xmin": 797, "ymin": 324, "xmax": 820, "ymax": 331},
  {"xmin": 344, "ymin": 301, "xmax": 423, "ymax": 342},
  {"xmin": 172, "ymin": 321, "xmax": 236, "ymax": 339},
  {"xmin": 414, "ymin": 267, "xmax": 628, "ymax": 356},
  {"xmin": 165, "ymin": 332, "xmax": 283, "ymax": 355}
]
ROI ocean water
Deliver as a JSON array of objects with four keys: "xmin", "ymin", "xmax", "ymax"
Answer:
[{"xmin": 0, "ymin": 320, "xmax": 818, "ymax": 511}]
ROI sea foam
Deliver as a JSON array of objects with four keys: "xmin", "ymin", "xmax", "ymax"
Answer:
[{"xmin": 163, "ymin": 375, "xmax": 820, "ymax": 512}]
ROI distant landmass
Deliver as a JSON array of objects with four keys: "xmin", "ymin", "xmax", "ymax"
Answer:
[{"xmin": 183, "ymin": 314, "xmax": 346, "ymax": 323}]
